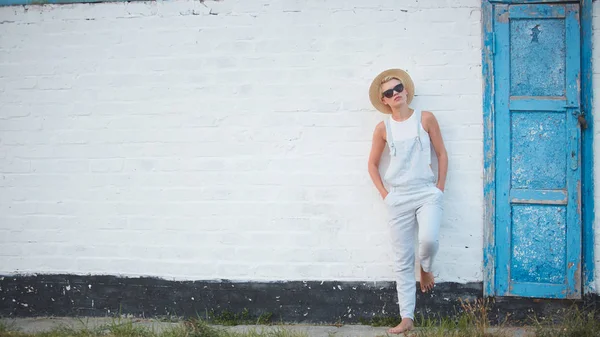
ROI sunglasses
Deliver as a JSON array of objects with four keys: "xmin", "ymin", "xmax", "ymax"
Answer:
[{"xmin": 382, "ymin": 83, "xmax": 404, "ymax": 98}]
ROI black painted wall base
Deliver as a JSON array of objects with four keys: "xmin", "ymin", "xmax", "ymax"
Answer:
[{"xmin": 1, "ymin": 274, "xmax": 598, "ymax": 325}]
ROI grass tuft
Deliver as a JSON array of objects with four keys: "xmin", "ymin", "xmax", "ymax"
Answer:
[
  {"xmin": 532, "ymin": 304, "xmax": 600, "ymax": 337},
  {"xmin": 411, "ymin": 298, "xmax": 508, "ymax": 337},
  {"xmin": 205, "ymin": 309, "xmax": 274, "ymax": 326}
]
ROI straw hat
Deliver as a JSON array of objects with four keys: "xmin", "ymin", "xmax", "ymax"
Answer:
[{"xmin": 368, "ymin": 69, "xmax": 415, "ymax": 114}]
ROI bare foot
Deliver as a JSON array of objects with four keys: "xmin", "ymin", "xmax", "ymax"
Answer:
[
  {"xmin": 420, "ymin": 266, "xmax": 435, "ymax": 292},
  {"xmin": 388, "ymin": 318, "xmax": 414, "ymax": 334}
]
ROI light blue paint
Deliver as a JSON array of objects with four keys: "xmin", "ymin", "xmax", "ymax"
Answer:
[
  {"xmin": 489, "ymin": 2, "xmax": 583, "ymax": 299},
  {"xmin": 509, "ymin": 99, "xmax": 567, "ymax": 111},
  {"xmin": 509, "ymin": 4, "xmax": 566, "ymax": 18},
  {"xmin": 510, "ymin": 18, "xmax": 565, "ymax": 97},
  {"xmin": 493, "ymin": 3, "xmax": 511, "ymax": 297},
  {"xmin": 581, "ymin": 0, "xmax": 595, "ymax": 295},
  {"xmin": 482, "ymin": 0, "xmax": 496, "ymax": 297},
  {"xmin": 510, "ymin": 112, "xmax": 566, "ymax": 190},
  {"xmin": 564, "ymin": 3, "xmax": 582, "ymax": 299},
  {"xmin": 490, "ymin": 0, "xmax": 579, "ymax": 3},
  {"xmin": 509, "ymin": 282, "xmax": 567, "ymax": 298},
  {"xmin": 511, "ymin": 205, "xmax": 566, "ymax": 284},
  {"xmin": 510, "ymin": 189, "xmax": 567, "ymax": 204},
  {"xmin": 484, "ymin": 0, "xmax": 594, "ymax": 298}
]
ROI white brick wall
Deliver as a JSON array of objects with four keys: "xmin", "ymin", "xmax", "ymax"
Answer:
[{"xmin": 0, "ymin": 0, "xmax": 486, "ymax": 284}]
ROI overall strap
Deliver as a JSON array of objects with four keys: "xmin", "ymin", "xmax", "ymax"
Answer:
[
  {"xmin": 415, "ymin": 109, "xmax": 423, "ymax": 150},
  {"xmin": 384, "ymin": 117, "xmax": 396, "ymax": 156}
]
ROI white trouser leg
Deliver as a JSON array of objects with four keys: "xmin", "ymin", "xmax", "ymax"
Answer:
[
  {"xmin": 385, "ymin": 186, "xmax": 443, "ymax": 320},
  {"xmin": 417, "ymin": 190, "xmax": 443, "ymax": 272},
  {"xmin": 388, "ymin": 207, "xmax": 417, "ymax": 320}
]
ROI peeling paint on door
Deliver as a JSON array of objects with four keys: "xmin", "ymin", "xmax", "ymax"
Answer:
[
  {"xmin": 492, "ymin": 3, "xmax": 582, "ymax": 299},
  {"xmin": 511, "ymin": 205, "xmax": 566, "ymax": 284},
  {"xmin": 511, "ymin": 112, "xmax": 566, "ymax": 189}
]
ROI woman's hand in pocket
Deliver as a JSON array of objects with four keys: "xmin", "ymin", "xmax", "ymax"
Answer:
[{"xmin": 381, "ymin": 190, "xmax": 389, "ymax": 200}]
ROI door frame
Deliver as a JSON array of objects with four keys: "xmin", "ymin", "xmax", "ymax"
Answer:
[{"xmin": 482, "ymin": 0, "xmax": 595, "ymax": 297}]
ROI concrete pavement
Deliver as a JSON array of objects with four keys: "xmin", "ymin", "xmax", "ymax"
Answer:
[{"xmin": 0, "ymin": 317, "xmax": 535, "ymax": 337}]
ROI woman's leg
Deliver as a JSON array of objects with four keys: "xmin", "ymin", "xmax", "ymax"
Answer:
[
  {"xmin": 388, "ymin": 207, "xmax": 418, "ymax": 321},
  {"xmin": 416, "ymin": 189, "xmax": 443, "ymax": 291}
]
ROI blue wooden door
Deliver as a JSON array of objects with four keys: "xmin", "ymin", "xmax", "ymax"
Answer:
[{"xmin": 493, "ymin": 3, "xmax": 582, "ymax": 299}]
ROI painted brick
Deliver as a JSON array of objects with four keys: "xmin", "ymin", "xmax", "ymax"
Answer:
[{"xmin": 0, "ymin": 0, "xmax": 593, "ymax": 291}]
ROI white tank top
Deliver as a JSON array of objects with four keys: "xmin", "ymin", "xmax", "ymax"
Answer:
[{"xmin": 389, "ymin": 110, "xmax": 427, "ymax": 143}]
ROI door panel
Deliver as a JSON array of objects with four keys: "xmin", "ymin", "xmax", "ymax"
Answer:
[{"xmin": 493, "ymin": 3, "xmax": 582, "ymax": 299}]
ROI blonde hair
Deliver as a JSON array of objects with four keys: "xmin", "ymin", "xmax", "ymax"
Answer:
[{"xmin": 379, "ymin": 76, "xmax": 402, "ymax": 94}]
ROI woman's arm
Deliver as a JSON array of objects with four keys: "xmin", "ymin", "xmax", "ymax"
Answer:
[
  {"xmin": 368, "ymin": 122, "xmax": 389, "ymax": 199},
  {"xmin": 423, "ymin": 111, "xmax": 448, "ymax": 191}
]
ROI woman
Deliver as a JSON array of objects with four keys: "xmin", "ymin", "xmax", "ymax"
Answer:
[{"xmin": 367, "ymin": 69, "xmax": 448, "ymax": 334}]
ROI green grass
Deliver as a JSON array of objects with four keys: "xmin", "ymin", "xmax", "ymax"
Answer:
[
  {"xmin": 1, "ymin": 300, "xmax": 599, "ymax": 337},
  {"xmin": 409, "ymin": 298, "xmax": 509, "ymax": 337},
  {"xmin": 531, "ymin": 304, "xmax": 600, "ymax": 337},
  {"xmin": 205, "ymin": 309, "xmax": 274, "ymax": 326},
  {"xmin": 359, "ymin": 298, "xmax": 508, "ymax": 337}
]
